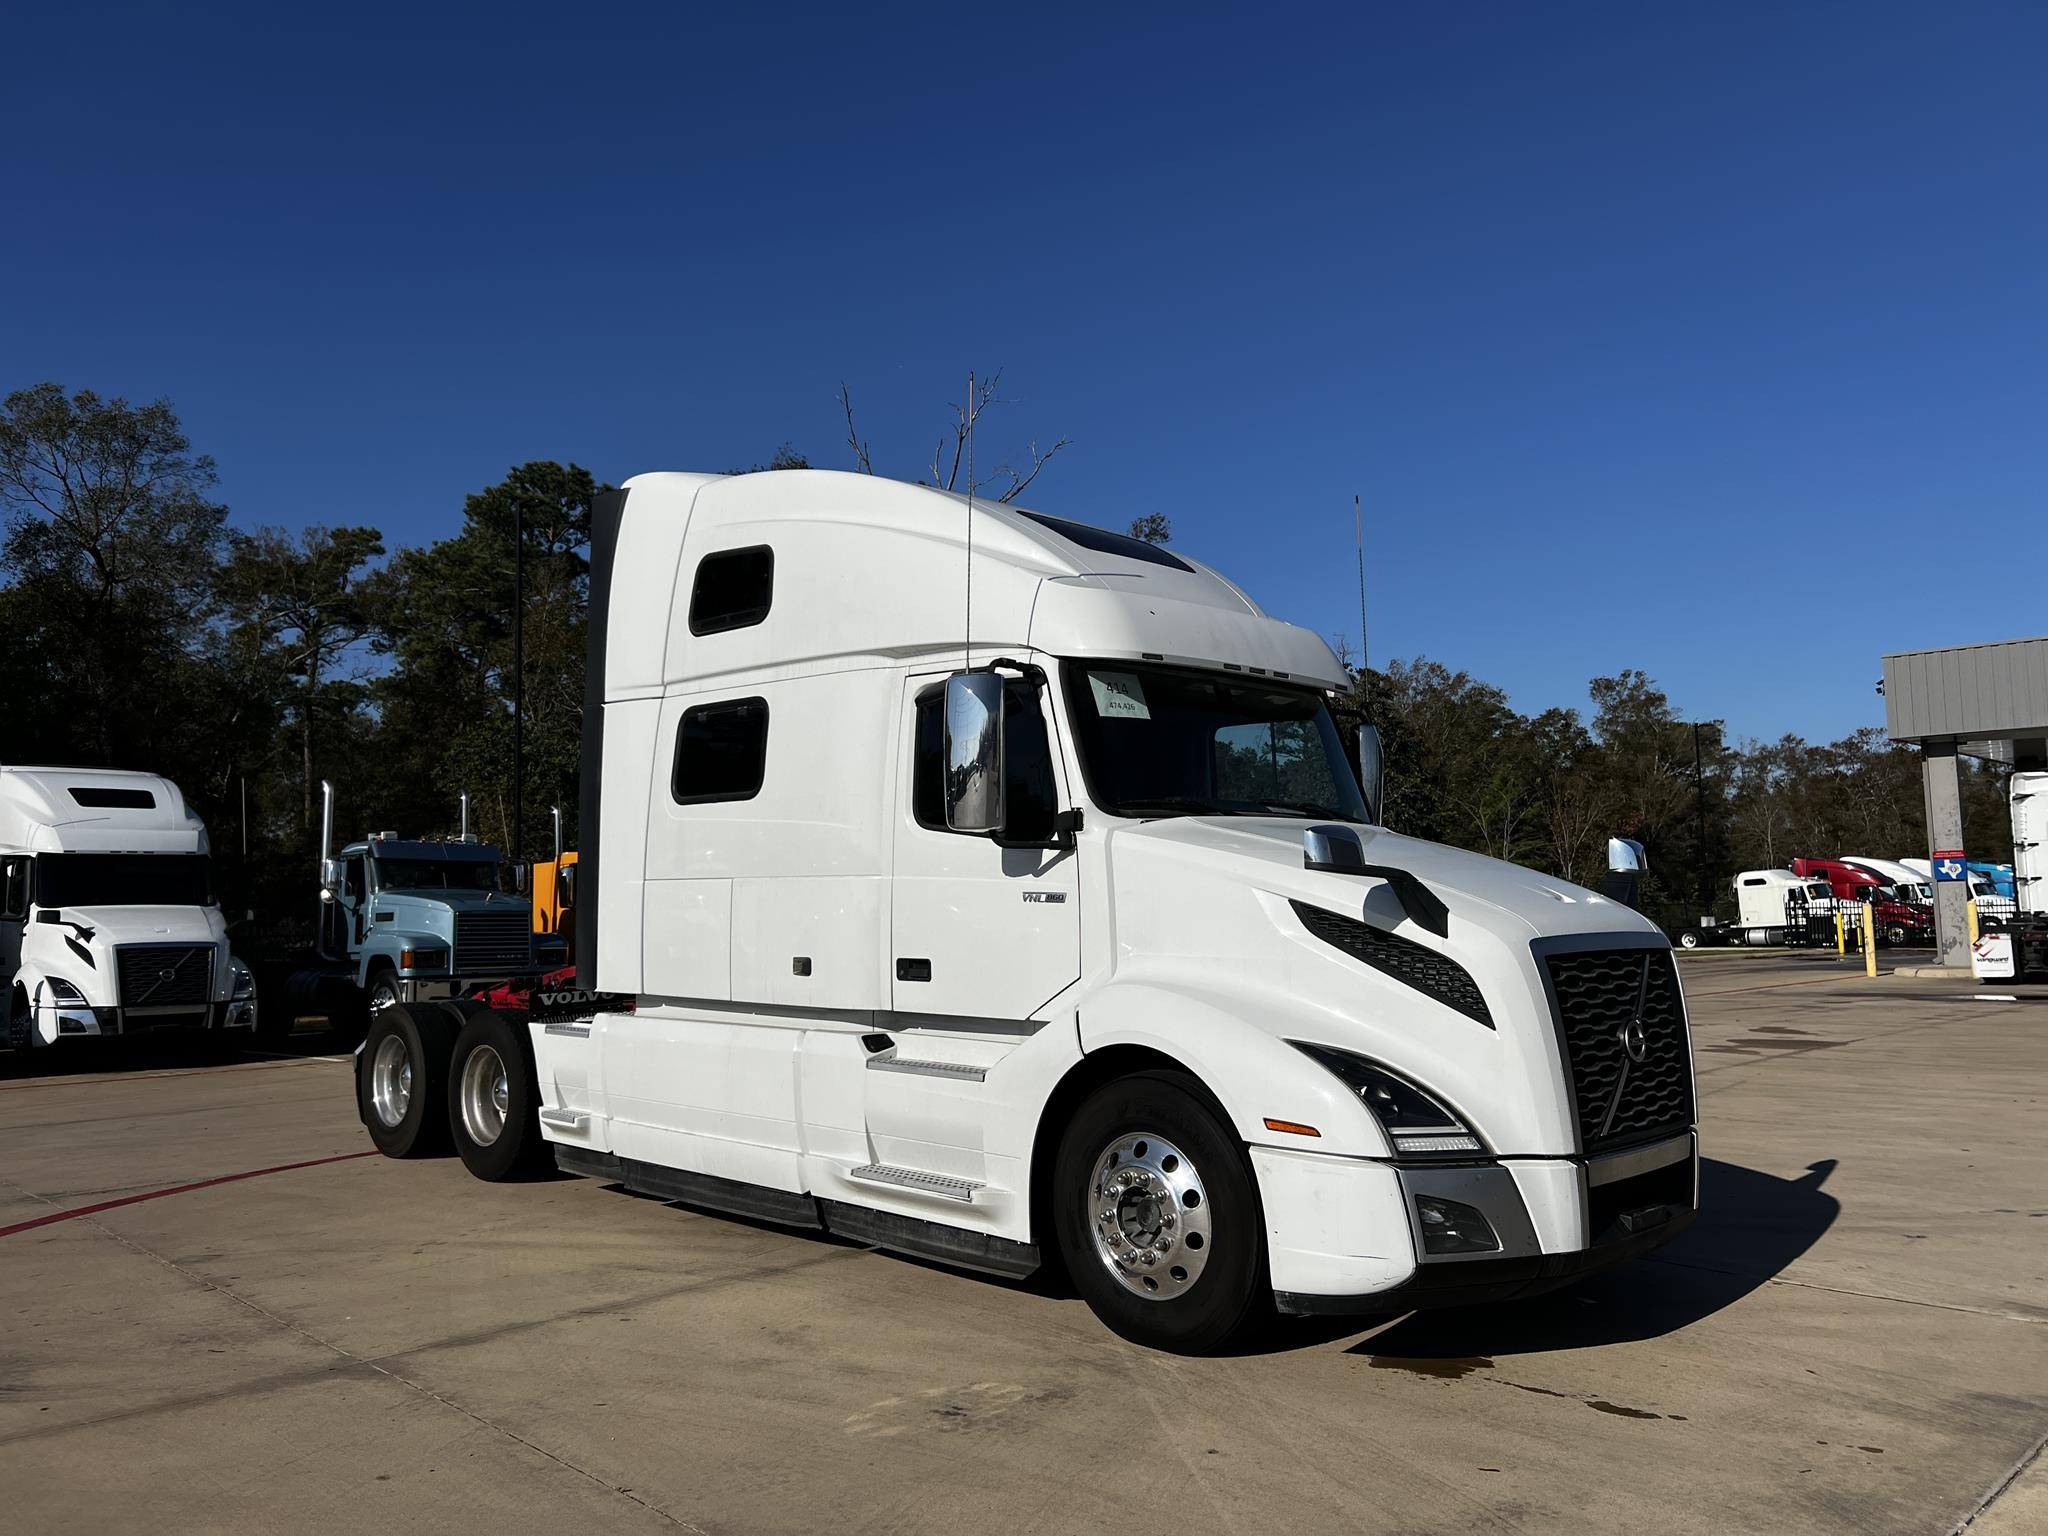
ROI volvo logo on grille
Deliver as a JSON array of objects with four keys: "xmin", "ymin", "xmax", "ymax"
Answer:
[{"xmin": 1619, "ymin": 1018, "xmax": 1649, "ymax": 1063}]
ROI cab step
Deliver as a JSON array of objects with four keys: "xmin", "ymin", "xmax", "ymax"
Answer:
[
  {"xmin": 848, "ymin": 1163, "xmax": 983, "ymax": 1201},
  {"xmin": 864, "ymin": 1056, "xmax": 987, "ymax": 1081}
]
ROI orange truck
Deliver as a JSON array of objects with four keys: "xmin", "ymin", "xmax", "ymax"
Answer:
[{"xmin": 527, "ymin": 808, "xmax": 577, "ymax": 960}]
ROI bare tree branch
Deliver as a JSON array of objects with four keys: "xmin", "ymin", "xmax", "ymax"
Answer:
[
  {"xmin": 837, "ymin": 382, "xmax": 873, "ymax": 475},
  {"xmin": 995, "ymin": 437, "xmax": 1071, "ymax": 503}
]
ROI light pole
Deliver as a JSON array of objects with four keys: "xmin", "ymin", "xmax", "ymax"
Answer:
[{"xmin": 512, "ymin": 500, "xmax": 524, "ymax": 865}]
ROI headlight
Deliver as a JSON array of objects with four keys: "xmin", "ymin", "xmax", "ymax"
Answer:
[
  {"xmin": 47, "ymin": 977, "xmax": 88, "ymax": 1005},
  {"xmin": 231, "ymin": 962, "xmax": 257, "ymax": 999},
  {"xmin": 1289, "ymin": 1042, "xmax": 1484, "ymax": 1156}
]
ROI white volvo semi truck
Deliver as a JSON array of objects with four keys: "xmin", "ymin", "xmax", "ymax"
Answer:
[
  {"xmin": 355, "ymin": 470, "xmax": 1699, "ymax": 1351},
  {"xmin": 2, "ymin": 766, "xmax": 257, "ymax": 1050}
]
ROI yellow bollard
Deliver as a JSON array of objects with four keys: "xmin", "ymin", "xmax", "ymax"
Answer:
[
  {"xmin": 1862, "ymin": 901, "xmax": 1877, "ymax": 978},
  {"xmin": 1835, "ymin": 910, "xmax": 1846, "ymax": 958},
  {"xmin": 1968, "ymin": 898, "xmax": 1979, "ymax": 947}
]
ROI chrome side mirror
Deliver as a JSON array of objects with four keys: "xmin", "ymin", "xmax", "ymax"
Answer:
[
  {"xmin": 559, "ymin": 864, "xmax": 577, "ymax": 905},
  {"xmin": 319, "ymin": 857, "xmax": 344, "ymax": 897},
  {"xmin": 514, "ymin": 864, "xmax": 529, "ymax": 895},
  {"xmin": 944, "ymin": 671, "xmax": 1006, "ymax": 834},
  {"xmin": 1607, "ymin": 837, "xmax": 1647, "ymax": 874},
  {"xmin": 1355, "ymin": 723, "xmax": 1385, "ymax": 826}
]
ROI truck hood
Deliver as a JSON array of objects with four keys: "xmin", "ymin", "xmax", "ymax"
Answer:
[
  {"xmin": 46, "ymin": 904, "xmax": 228, "ymax": 946},
  {"xmin": 1107, "ymin": 817, "xmax": 1658, "ymax": 944},
  {"xmin": 376, "ymin": 890, "xmax": 533, "ymax": 920},
  {"xmin": 25, "ymin": 904, "xmax": 230, "ymax": 1009},
  {"xmin": 1099, "ymin": 817, "xmax": 1669, "ymax": 1157}
]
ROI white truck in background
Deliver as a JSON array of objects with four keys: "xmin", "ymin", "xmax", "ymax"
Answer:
[
  {"xmin": 2, "ymin": 766, "xmax": 257, "ymax": 1050},
  {"xmin": 1839, "ymin": 856, "xmax": 1933, "ymax": 904},
  {"xmin": 1972, "ymin": 771, "xmax": 2047, "ymax": 982},
  {"xmin": 354, "ymin": 469, "xmax": 1699, "ymax": 1352},
  {"xmin": 1674, "ymin": 869, "xmax": 1834, "ymax": 950}
]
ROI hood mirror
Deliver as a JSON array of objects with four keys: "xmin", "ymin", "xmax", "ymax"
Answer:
[
  {"xmin": 1606, "ymin": 837, "xmax": 1646, "ymax": 874},
  {"xmin": 1598, "ymin": 838, "xmax": 1648, "ymax": 911},
  {"xmin": 943, "ymin": 670, "xmax": 1007, "ymax": 835},
  {"xmin": 319, "ymin": 857, "xmax": 343, "ymax": 898},
  {"xmin": 1303, "ymin": 824, "xmax": 1367, "ymax": 871},
  {"xmin": 1355, "ymin": 723, "xmax": 1384, "ymax": 826}
]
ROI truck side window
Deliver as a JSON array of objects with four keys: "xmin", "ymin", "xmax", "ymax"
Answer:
[
  {"xmin": 672, "ymin": 697, "xmax": 771, "ymax": 804},
  {"xmin": 345, "ymin": 857, "xmax": 367, "ymax": 905},
  {"xmin": 1, "ymin": 858, "xmax": 26, "ymax": 920},
  {"xmin": 688, "ymin": 546, "xmax": 774, "ymax": 635},
  {"xmin": 913, "ymin": 681, "xmax": 1057, "ymax": 842}
]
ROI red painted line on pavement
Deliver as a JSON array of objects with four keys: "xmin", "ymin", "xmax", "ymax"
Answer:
[{"xmin": 0, "ymin": 1150, "xmax": 380, "ymax": 1238}]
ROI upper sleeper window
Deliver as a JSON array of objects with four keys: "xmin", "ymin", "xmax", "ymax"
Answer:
[
  {"xmin": 70, "ymin": 786, "xmax": 156, "ymax": 809},
  {"xmin": 672, "ymin": 697, "xmax": 770, "ymax": 805},
  {"xmin": 688, "ymin": 546, "xmax": 774, "ymax": 635},
  {"xmin": 1015, "ymin": 511, "xmax": 1195, "ymax": 573}
]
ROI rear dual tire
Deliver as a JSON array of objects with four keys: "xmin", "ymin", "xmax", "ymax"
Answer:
[
  {"xmin": 357, "ymin": 1002, "xmax": 549, "ymax": 1178},
  {"xmin": 360, "ymin": 1004, "xmax": 456, "ymax": 1158},
  {"xmin": 447, "ymin": 1010, "xmax": 552, "ymax": 1181}
]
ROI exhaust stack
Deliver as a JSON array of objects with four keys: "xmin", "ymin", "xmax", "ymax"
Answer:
[
  {"xmin": 459, "ymin": 791, "xmax": 470, "ymax": 842},
  {"xmin": 552, "ymin": 805, "xmax": 564, "ymax": 865},
  {"xmin": 319, "ymin": 780, "xmax": 335, "ymax": 871}
]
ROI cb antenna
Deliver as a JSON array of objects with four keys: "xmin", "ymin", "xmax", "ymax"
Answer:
[
  {"xmin": 963, "ymin": 369, "xmax": 975, "ymax": 671},
  {"xmin": 1354, "ymin": 493, "xmax": 1370, "ymax": 711}
]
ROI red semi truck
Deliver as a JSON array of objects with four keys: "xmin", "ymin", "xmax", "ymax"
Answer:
[{"xmin": 1791, "ymin": 858, "xmax": 1935, "ymax": 947}]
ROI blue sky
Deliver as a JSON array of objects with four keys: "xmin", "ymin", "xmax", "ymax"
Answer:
[{"xmin": 5, "ymin": 3, "xmax": 2042, "ymax": 743}]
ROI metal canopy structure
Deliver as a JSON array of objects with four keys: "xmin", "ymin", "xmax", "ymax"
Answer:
[{"xmin": 1882, "ymin": 636, "xmax": 2048, "ymax": 966}]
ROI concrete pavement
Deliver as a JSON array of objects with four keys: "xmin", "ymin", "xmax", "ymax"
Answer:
[{"xmin": 2, "ymin": 962, "xmax": 2043, "ymax": 1534}]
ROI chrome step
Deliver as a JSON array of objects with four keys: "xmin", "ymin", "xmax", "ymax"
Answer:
[
  {"xmin": 538, "ymin": 1107, "xmax": 588, "ymax": 1132},
  {"xmin": 864, "ymin": 1056, "xmax": 986, "ymax": 1081},
  {"xmin": 848, "ymin": 1163, "xmax": 983, "ymax": 1202}
]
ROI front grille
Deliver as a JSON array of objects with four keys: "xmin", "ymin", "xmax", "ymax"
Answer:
[
  {"xmin": 1543, "ymin": 946, "xmax": 1694, "ymax": 1152},
  {"xmin": 1292, "ymin": 901, "xmax": 1493, "ymax": 1027},
  {"xmin": 116, "ymin": 945, "xmax": 213, "ymax": 1008},
  {"xmin": 454, "ymin": 910, "xmax": 533, "ymax": 976}
]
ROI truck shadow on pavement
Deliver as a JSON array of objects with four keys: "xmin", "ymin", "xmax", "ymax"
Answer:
[
  {"xmin": 0, "ymin": 1027, "xmax": 359, "ymax": 1080},
  {"xmin": 1349, "ymin": 1158, "xmax": 1840, "ymax": 1362}
]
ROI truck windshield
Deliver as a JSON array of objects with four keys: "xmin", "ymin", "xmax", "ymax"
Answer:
[
  {"xmin": 34, "ymin": 853, "xmax": 214, "ymax": 909},
  {"xmin": 373, "ymin": 858, "xmax": 501, "ymax": 893},
  {"xmin": 1062, "ymin": 661, "xmax": 1369, "ymax": 822}
]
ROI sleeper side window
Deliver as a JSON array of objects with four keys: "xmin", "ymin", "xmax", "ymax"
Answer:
[
  {"xmin": 912, "ymin": 679, "xmax": 1057, "ymax": 842},
  {"xmin": 672, "ymin": 697, "xmax": 771, "ymax": 804},
  {"xmin": 688, "ymin": 546, "xmax": 774, "ymax": 635}
]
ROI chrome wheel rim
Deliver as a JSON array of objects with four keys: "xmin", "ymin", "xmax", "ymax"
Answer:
[
  {"xmin": 1086, "ymin": 1132, "xmax": 1213, "ymax": 1300},
  {"xmin": 369, "ymin": 981, "xmax": 398, "ymax": 1013},
  {"xmin": 370, "ymin": 1034, "xmax": 413, "ymax": 1128},
  {"xmin": 460, "ymin": 1044, "xmax": 509, "ymax": 1148}
]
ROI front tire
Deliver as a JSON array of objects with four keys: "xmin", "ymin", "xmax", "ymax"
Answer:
[
  {"xmin": 358, "ymin": 1003, "xmax": 456, "ymax": 1157},
  {"xmin": 1052, "ymin": 1071, "xmax": 1267, "ymax": 1353},
  {"xmin": 1677, "ymin": 929, "xmax": 1703, "ymax": 950},
  {"xmin": 447, "ymin": 1010, "xmax": 551, "ymax": 1181},
  {"xmin": 366, "ymin": 969, "xmax": 404, "ymax": 1015}
]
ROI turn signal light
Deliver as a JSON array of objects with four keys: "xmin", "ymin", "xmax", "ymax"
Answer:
[{"xmin": 1262, "ymin": 1118, "xmax": 1321, "ymax": 1137}]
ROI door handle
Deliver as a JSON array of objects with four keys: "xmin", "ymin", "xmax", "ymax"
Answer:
[{"xmin": 895, "ymin": 958, "xmax": 932, "ymax": 982}]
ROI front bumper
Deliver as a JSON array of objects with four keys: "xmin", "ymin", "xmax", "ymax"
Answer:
[
  {"xmin": 1261, "ymin": 1130, "xmax": 1698, "ymax": 1316},
  {"xmin": 35, "ymin": 998, "xmax": 257, "ymax": 1043}
]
